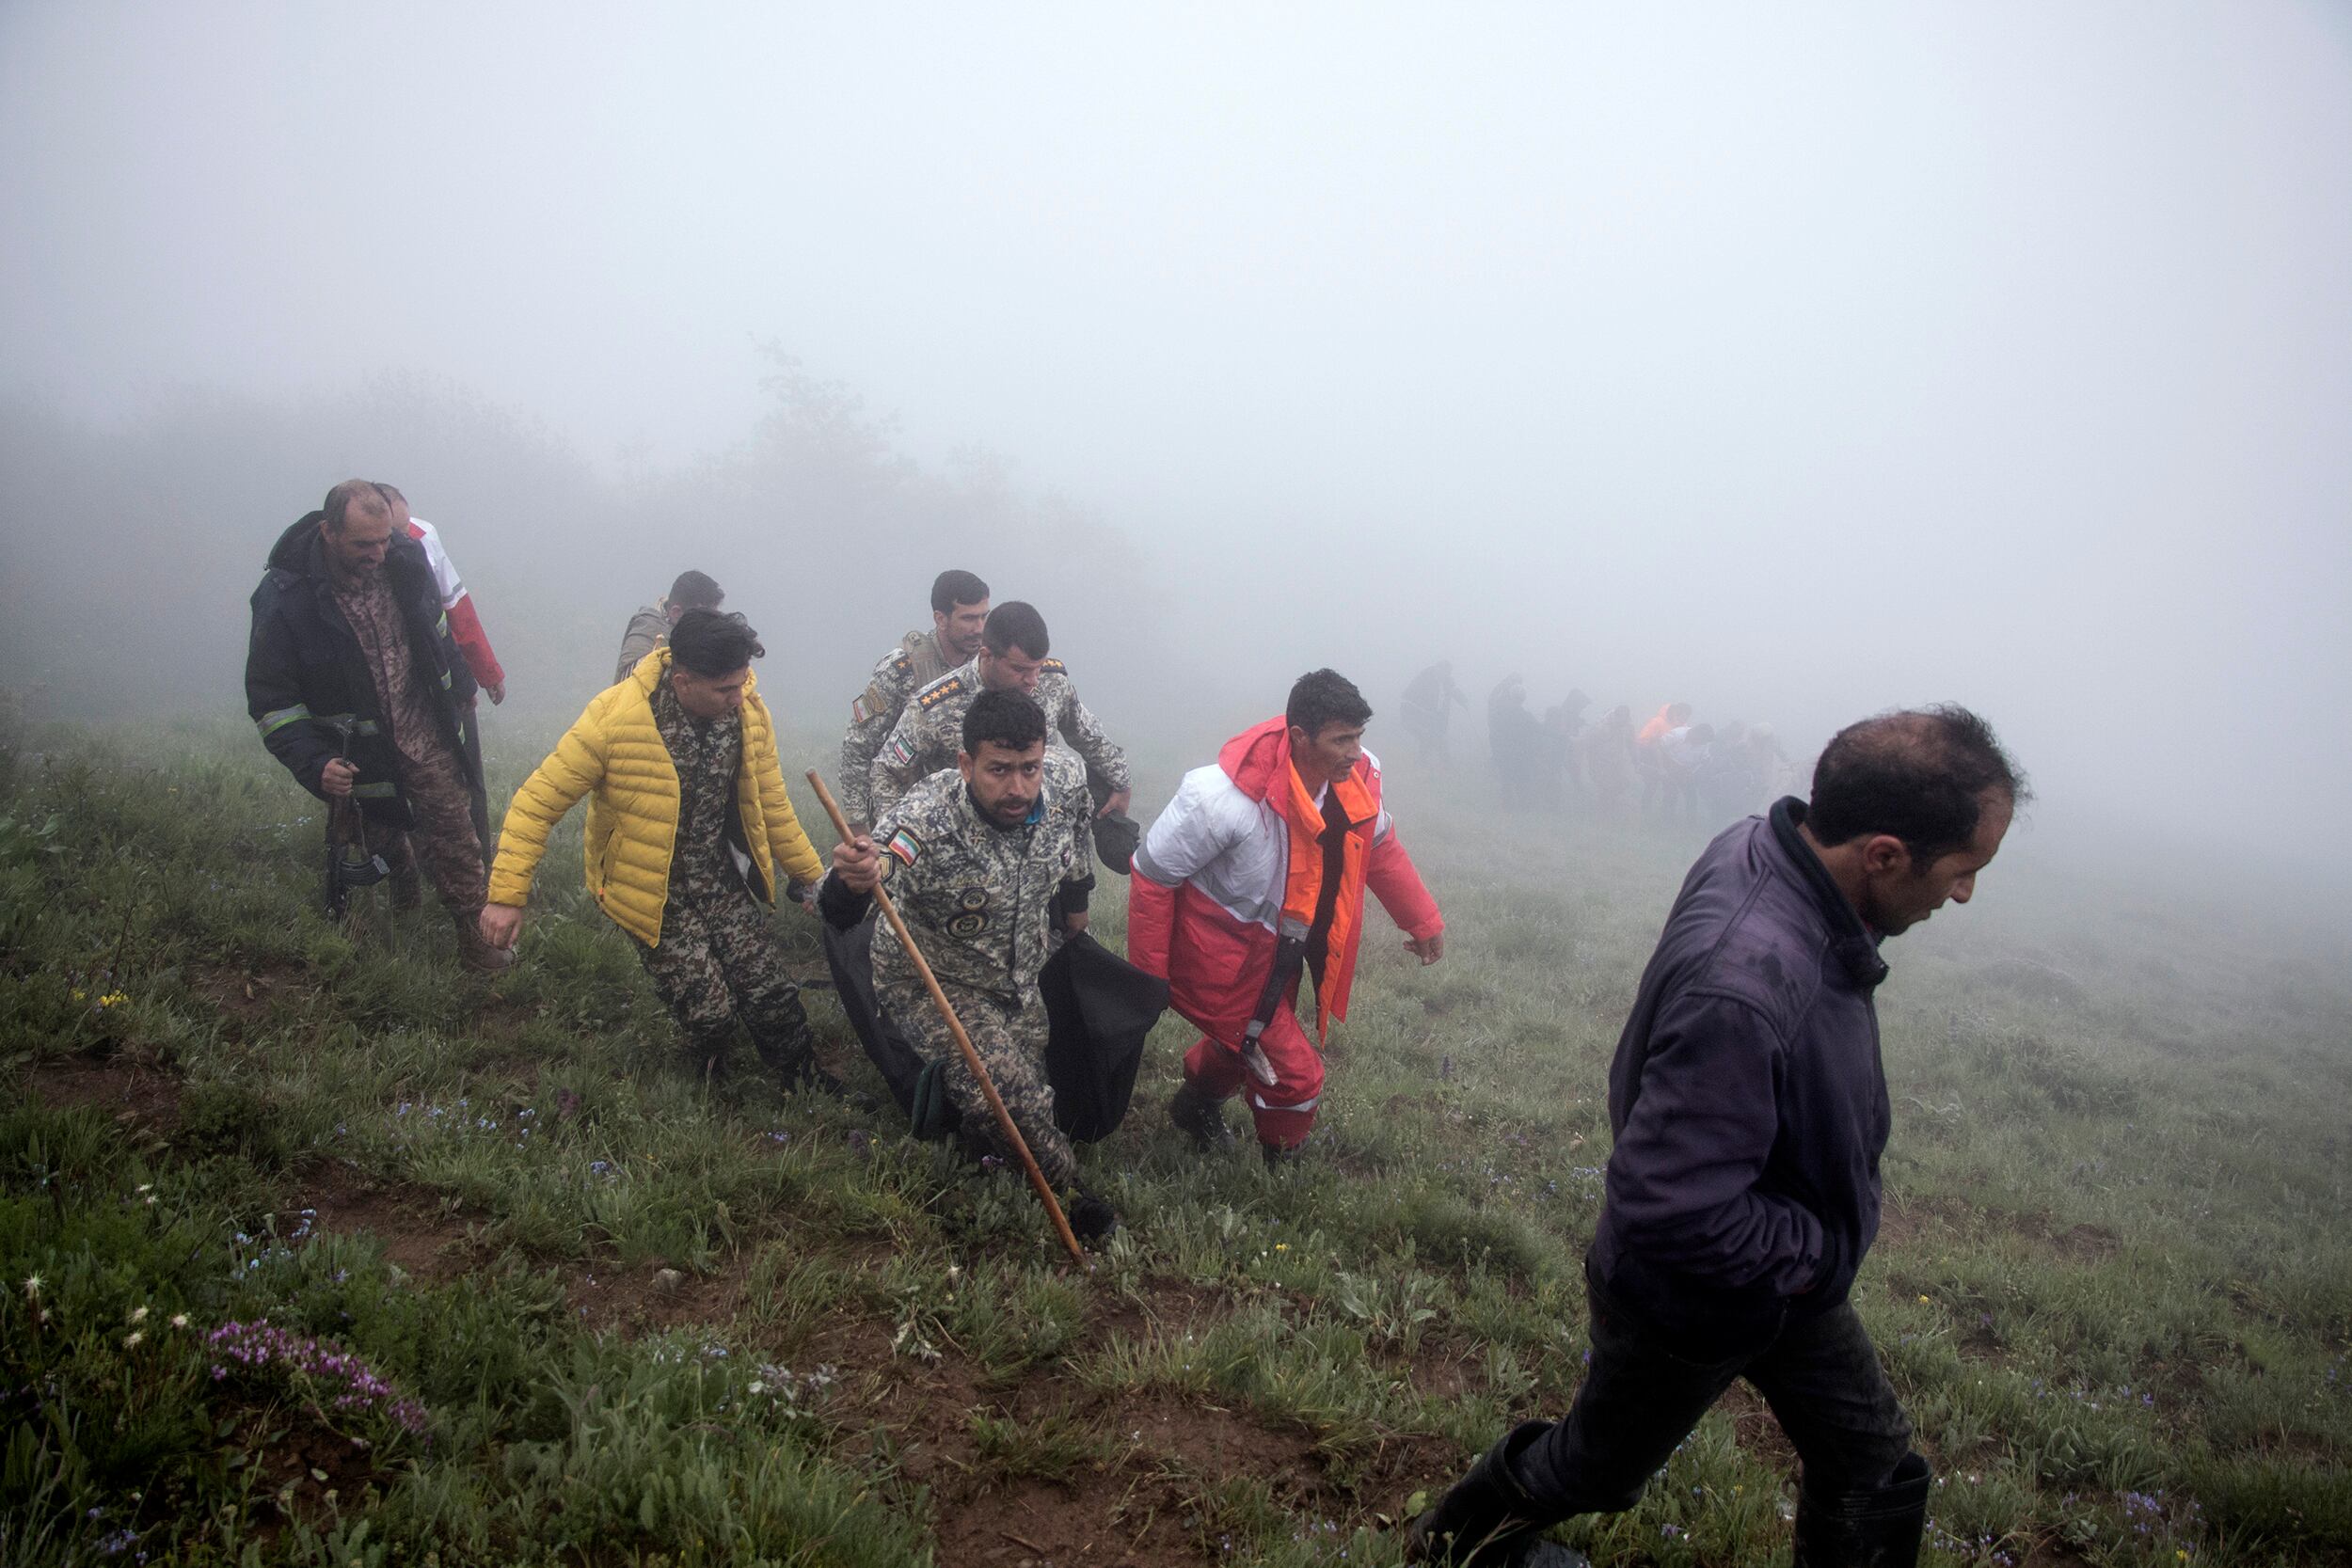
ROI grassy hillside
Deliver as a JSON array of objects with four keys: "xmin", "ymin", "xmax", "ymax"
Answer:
[{"xmin": 2, "ymin": 716, "xmax": 2346, "ymax": 1566}]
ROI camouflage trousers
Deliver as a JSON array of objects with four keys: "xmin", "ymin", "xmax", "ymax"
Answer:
[
  {"xmin": 883, "ymin": 981, "xmax": 1074, "ymax": 1187},
  {"xmin": 635, "ymin": 879, "xmax": 815, "ymax": 1077},
  {"xmin": 359, "ymin": 736, "xmax": 486, "ymax": 913}
]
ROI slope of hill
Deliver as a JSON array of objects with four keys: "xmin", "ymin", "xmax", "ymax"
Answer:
[{"xmin": 4, "ymin": 719, "xmax": 2347, "ymax": 1566}]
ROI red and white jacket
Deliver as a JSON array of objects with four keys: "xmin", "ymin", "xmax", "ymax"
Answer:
[
  {"xmin": 406, "ymin": 517, "xmax": 504, "ymax": 693},
  {"xmin": 1129, "ymin": 716, "xmax": 1443, "ymax": 1045}
]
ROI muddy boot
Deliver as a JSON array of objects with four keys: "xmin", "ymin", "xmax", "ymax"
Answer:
[
  {"xmin": 1407, "ymin": 1422, "xmax": 1586, "ymax": 1566},
  {"xmin": 1168, "ymin": 1078, "xmax": 1235, "ymax": 1152},
  {"xmin": 1791, "ymin": 1452, "xmax": 1931, "ymax": 1568},
  {"xmin": 1261, "ymin": 1139, "xmax": 1307, "ymax": 1169},
  {"xmin": 453, "ymin": 907, "xmax": 514, "ymax": 973},
  {"xmin": 388, "ymin": 837, "xmax": 422, "ymax": 911},
  {"xmin": 749, "ymin": 999, "xmax": 837, "ymax": 1093},
  {"xmin": 1069, "ymin": 1185, "xmax": 1120, "ymax": 1249}
]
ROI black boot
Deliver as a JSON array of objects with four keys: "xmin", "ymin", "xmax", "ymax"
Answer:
[
  {"xmin": 1408, "ymin": 1422, "xmax": 1587, "ymax": 1566},
  {"xmin": 1791, "ymin": 1452, "xmax": 1931, "ymax": 1568},
  {"xmin": 1068, "ymin": 1186, "xmax": 1120, "ymax": 1248},
  {"xmin": 1261, "ymin": 1139, "xmax": 1306, "ymax": 1168},
  {"xmin": 1168, "ymin": 1078, "xmax": 1235, "ymax": 1151},
  {"xmin": 750, "ymin": 1001, "xmax": 834, "ymax": 1091}
]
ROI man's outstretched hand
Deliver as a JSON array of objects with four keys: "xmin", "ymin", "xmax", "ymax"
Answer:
[{"xmin": 480, "ymin": 904, "xmax": 525, "ymax": 950}]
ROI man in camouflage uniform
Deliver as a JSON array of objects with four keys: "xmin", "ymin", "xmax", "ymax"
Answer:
[
  {"xmin": 246, "ymin": 479, "xmax": 509, "ymax": 972},
  {"xmin": 615, "ymin": 569, "xmax": 726, "ymax": 684},
  {"xmin": 484, "ymin": 610, "xmax": 829, "ymax": 1085},
  {"xmin": 837, "ymin": 568, "xmax": 991, "ymax": 832},
  {"xmin": 823, "ymin": 690, "xmax": 1112, "ymax": 1237},
  {"xmin": 868, "ymin": 600, "xmax": 1132, "ymax": 826}
]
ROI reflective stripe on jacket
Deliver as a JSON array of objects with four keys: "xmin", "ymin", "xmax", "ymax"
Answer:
[
  {"xmin": 1128, "ymin": 716, "xmax": 1441, "ymax": 1046},
  {"xmin": 245, "ymin": 513, "xmax": 482, "ymax": 827}
]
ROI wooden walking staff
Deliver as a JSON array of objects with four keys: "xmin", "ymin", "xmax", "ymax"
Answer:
[{"xmin": 805, "ymin": 768, "xmax": 1087, "ymax": 1266}]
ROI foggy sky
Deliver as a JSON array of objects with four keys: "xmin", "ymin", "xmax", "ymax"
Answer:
[{"xmin": 4, "ymin": 3, "xmax": 2349, "ymax": 879}]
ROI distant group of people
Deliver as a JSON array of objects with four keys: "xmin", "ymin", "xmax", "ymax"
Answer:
[
  {"xmin": 1404, "ymin": 661, "xmax": 1800, "ymax": 831},
  {"xmin": 243, "ymin": 480, "xmax": 2032, "ymax": 1567}
]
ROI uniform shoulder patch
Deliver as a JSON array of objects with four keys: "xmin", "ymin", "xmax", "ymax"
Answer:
[
  {"xmin": 884, "ymin": 827, "xmax": 922, "ymax": 867},
  {"xmin": 1041, "ymin": 657, "xmax": 1066, "ymax": 673},
  {"xmin": 915, "ymin": 674, "xmax": 967, "ymax": 709}
]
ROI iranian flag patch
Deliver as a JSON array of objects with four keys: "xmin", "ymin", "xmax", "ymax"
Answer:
[{"xmin": 885, "ymin": 828, "xmax": 922, "ymax": 867}]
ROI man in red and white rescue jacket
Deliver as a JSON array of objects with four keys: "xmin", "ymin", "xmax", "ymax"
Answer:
[{"xmin": 1130, "ymin": 669, "xmax": 1446, "ymax": 1161}]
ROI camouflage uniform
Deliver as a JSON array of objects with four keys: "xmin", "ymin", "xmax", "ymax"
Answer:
[
  {"xmin": 635, "ymin": 682, "xmax": 817, "ymax": 1078},
  {"xmin": 614, "ymin": 600, "xmax": 671, "ymax": 685},
  {"xmin": 868, "ymin": 657, "xmax": 1130, "ymax": 822},
  {"xmin": 334, "ymin": 573, "xmax": 487, "ymax": 913},
  {"xmin": 861, "ymin": 750, "xmax": 1096, "ymax": 1183},
  {"xmin": 837, "ymin": 627, "xmax": 959, "ymax": 829}
]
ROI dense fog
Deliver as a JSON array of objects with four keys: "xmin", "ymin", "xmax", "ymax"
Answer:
[{"xmin": 3, "ymin": 2, "xmax": 2347, "ymax": 891}]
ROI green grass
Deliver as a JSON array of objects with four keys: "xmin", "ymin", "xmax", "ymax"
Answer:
[{"xmin": 1, "ymin": 716, "xmax": 2346, "ymax": 1565}]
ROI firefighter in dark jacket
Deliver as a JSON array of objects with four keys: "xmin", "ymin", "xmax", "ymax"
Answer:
[
  {"xmin": 246, "ymin": 479, "xmax": 509, "ymax": 972},
  {"xmin": 1410, "ymin": 706, "xmax": 2027, "ymax": 1568}
]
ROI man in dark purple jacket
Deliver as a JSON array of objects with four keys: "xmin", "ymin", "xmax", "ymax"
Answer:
[{"xmin": 1412, "ymin": 706, "xmax": 2026, "ymax": 1568}]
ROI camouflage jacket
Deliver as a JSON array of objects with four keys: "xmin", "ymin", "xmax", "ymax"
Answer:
[
  {"xmin": 836, "ymin": 627, "xmax": 957, "ymax": 828},
  {"xmin": 850, "ymin": 750, "xmax": 1096, "ymax": 1010},
  {"xmin": 867, "ymin": 657, "xmax": 1130, "ymax": 821},
  {"xmin": 615, "ymin": 600, "xmax": 672, "ymax": 686}
]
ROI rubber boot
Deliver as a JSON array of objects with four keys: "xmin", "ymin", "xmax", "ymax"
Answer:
[
  {"xmin": 453, "ymin": 908, "xmax": 514, "ymax": 973},
  {"xmin": 1408, "ymin": 1422, "xmax": 1588, "ymax": 1567},
  {"xmin": 1168, "ymin": 1078, "xmax": 1234, "ymax": 1151},
  {"xmin": 1791, "ymin": 1452, "xmax": 1931, "ymax": 1568}
]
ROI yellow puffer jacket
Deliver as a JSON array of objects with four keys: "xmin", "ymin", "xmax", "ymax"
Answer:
[{"xmin": 487, "ymin": 650, "xmax": 828, "ymax": 946}]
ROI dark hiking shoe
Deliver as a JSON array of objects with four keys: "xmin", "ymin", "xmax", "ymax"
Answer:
[
  {"xmin": 750, "ymin": 1007, "xmax": 828, "ymax": 1090},
  {"xmin": 1792, "ymin": 1450, "xmax": 1931, "ymax": 1568},
  {"xmin": 1406, "ymin": 1422, "xmax": 1584, "ymax": 1566},
  {"xmin": 1261, "ymin": 1140, "xmax": 1307, "ymax": 1168},
  {"xmin": 1168, "ymin": 1081, "xmax": 1234, "ymax": 1152},
  {"xmin": 1069, "ymin": 1189, "xmax": 1120, "ymax": 1248}
]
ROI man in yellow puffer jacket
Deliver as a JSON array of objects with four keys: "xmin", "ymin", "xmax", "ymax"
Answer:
[{"xmin": 482, "ymin": 610, "xmax": 831, "ymax": 1084}]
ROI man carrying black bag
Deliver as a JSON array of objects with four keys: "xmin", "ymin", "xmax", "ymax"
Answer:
[{"xmin": 819, "ymin": 690, "xmax": 1161, "ymax": 1234}]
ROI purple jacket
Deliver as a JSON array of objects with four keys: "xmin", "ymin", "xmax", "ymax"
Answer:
[{"xmin": 1591, "ymin": 798, "xmax": 1891, "ymax": 1351}]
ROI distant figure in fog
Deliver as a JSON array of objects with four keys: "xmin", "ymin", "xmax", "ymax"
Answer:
[
  {"xmin": 1656, "ymin": 721, "xmax": 1714, "ymax": 827},
  {"xmin": 1412, "ymin": 705, "xmax": 2028, "ymax": 1568},
  {"xmin": 1542, "ymin": 689, "xmax": 1591, "ymax": 802},
  {"xmin": 1401, "ymin": 660, "xmax": 1471, "ymax": 763},
  {"xmin": 1580, "ymin": 705, "xmax": 1637, "ymax": 818},
  {"xmin": 1132, "ymin": 669, "xmax": 1445, "ymax": 1165},
  {"xmin": 1635, "ymin": 701, "xmax": 1692, "ymax": 819},
  {"xmin": 615, "ymin": 569, "xmax": 726, "ymax": 685},
  {"xmin": 1488, "ymin": 674, "xmax": 1545, "ymax": 809}
]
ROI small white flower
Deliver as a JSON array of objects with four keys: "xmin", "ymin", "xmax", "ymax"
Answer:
[
  {"xmin": 22, "ymin": 1275, "xmax": 40, "ymax": 1295},
  {"xmin": 129, "ymin": 1307, "xmax": 149, "ymax": 1323},
  {"xmin": 169, "ymin": 1313, "xmax": 190, "ymax": 1329},
  {"xmin": 123, "ymin": 1330, "xmax": 145, "ymax": 1349}
]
